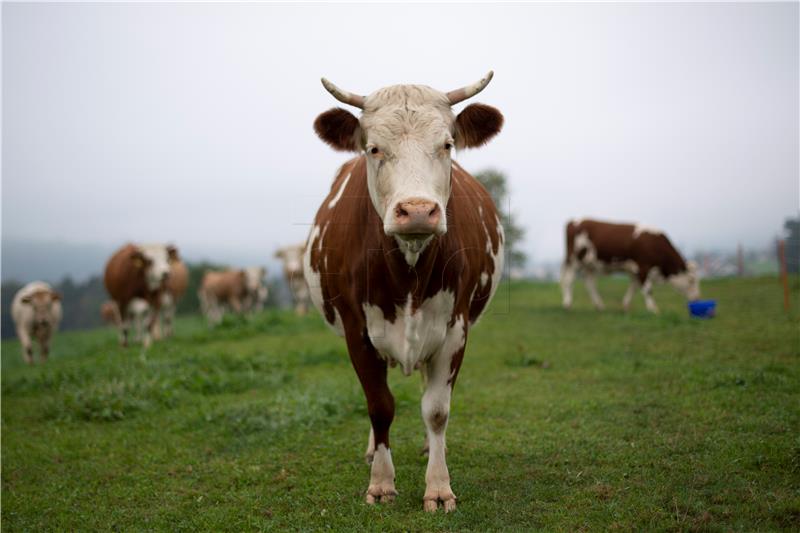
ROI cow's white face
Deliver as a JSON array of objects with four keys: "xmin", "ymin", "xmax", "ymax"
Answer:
[
  {"xmin": 314, "ymin": 74, "xmax": 503, "ymax": 265},
  {"xmin": 360, "ymin": 88, "xmax": 456, "ymax": 248},
  {"xmin": 669, "ymin": 261, "xmax": 700, "ymax": 301},
  {"xmin": 136, "ymin": 244, "xmax": 177, "ymax": 291},
  {"xmin": 22, "ymin": 290, "xmax": 61, "ymax": 329},
  {"xmin": 243, "ymin": 266, "xmax": 266, "ymax": 292},
  {"xmin": 276, "ymin": 245, "xmax": 304, "ymax": 276}
]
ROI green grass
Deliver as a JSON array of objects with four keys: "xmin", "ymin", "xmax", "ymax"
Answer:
[{"xmin": 2, "ymin": 277, "xmax": 799, "ymax": 532}]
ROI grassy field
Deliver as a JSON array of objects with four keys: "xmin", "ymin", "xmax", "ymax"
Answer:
[{"xmin": 2, "ymin": 277, "xmax": 799, "ymax": 532}]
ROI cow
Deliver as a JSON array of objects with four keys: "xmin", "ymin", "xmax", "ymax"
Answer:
[
  {"xmin": 242, "ymin": 266, "xmax": 268, "ymax": 313},
  {"xmin": 104, "ymin": 243, "xmax": 179, "ymax": 347},
  {"xmin": 11, "ymin": 281, "xmax": 62, "ymax": 364},
  {"xmin": 157, "ymin": 259, "xmax": 189, "ymax": 338},
  {"xmin": 304, "ymin": 72, "xmax": 504, "ymax": 512},
  {"xmin": 275, "ymin": 244, "xmax": 310, "ymax": 315},
  {"xmin": 198, "ymin": 269, "xmax": 250, "ymax": 325},
  {"xmin": 100, "ymin": 299, "xmax": 151, "ymax": 342},
  {"xmin": 560, "ymin": 218, "xmax": 700, "ymax": 313}
]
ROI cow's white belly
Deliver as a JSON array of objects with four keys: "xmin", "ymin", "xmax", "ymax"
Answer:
[{"xmin": 363, "ymin": 291, "xmax": 455, "ymax": 376}]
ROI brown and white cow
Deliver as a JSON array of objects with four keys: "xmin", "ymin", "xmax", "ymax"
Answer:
[
  {"xmin": 275, "ymin": 244, "xmax": 310, "ymax": 315},
  {"xmin": 11, "ymin": 281, "xmax": 62, "ymax": 364},
  {"xmin": 198, "ymin": 269, "xmax": 249, "ymax": 325},
  {"xmin": 561, "ymin": 218, "xmax": 700, "ymax": 313},
  {"xmin": 157, "ymin": 259, "xmax": 189, "ymax": 338},
  {"xmin": 104, "ymin": 243, "xmax": 179, "ymax": 347},
  {"xmin": 304, "ymin": 72, "xmax": 504, "ymax": 512}
]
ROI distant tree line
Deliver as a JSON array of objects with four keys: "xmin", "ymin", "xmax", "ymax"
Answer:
[{"xmin": 1, "ymin": 262, "xmax": 283, "ymax": 339}]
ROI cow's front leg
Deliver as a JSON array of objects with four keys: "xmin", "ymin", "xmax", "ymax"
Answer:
[
  {"xmin": 584, "ymin": 272, "xmax": 605, "ymax": 310},
  {"xmin": 421, "ymin": 332, "xmax": 466, "ymax": 513},
  {"xmin": 622, "ymin": 277, "xmax": 638, "ymax": 311},
  {"xmin": 17, "ymin": 326, "xmax": 33, "ymax": 364},
  {"xmin": 346, "ymin": 330, "xmax": 396, "ymax": 504},
  {"xmin": 642, "ymin": 280, "xmax": 659, "ymax": 314}
]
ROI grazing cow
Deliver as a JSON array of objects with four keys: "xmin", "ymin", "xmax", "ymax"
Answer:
[
  {"xmin": 157, "ymin": 259, "xmax": 189, "ymax": 338},
  {"xmin": 100, "ymin": 299, "xmax": 151, "ymax": 342},
  {"xmin": 198, "ymin": 269, "xmax": 249, "ymax": 324},
  {"xmin": 242, "ymin": 266, "xmax": 268, "ymax": 312},
  {"xmin": 275, "ymin": 245, "xmax": 310, "ymax": 315},
  {"xmin": 11, "ymin": 282, "xmax": 62, "ymax": 364},
  {"xmin": 104, "ymin": 243, "xmax": 179, "ymax": 347},
  {"xmin": 305, "ymin": 72, "xmax": 504, "ymax": 512},
  {"xmin": 561, "ymin": 219, "xmax": 700, "ymax": 313}
]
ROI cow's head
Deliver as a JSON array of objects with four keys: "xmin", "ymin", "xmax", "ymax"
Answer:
[
  {"xmin": 133, "ymin": 244, "xmax": 179, "ymax": 291},
  {"xmin": 21, "ymin": 290, "xmax": 61, "ymax": 330},
  {"xmin": 275, "ymin": 245, "xmax": 305, "ymax": 276},
  {"xmin": 314, "ymin": 72, "xmax": 503, "ymax": 261},
  {"xmin": 669, "ymin": 260, "xmax": 701, "ymax": 301},
  {"xmin": 243, "ymin": 266, "xmax": 266, "ymax": 292}
]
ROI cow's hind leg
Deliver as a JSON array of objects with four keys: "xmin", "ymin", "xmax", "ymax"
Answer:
[
  {"xmin": 421, "ymin": 327, "xmax": 466, "ymax": 513},
  {"xmin": 346, "ymin": 331, "xmax": 397, "ymax": 504},
  {"xmin": 622, "ymin": 277, "xmax": 638, "ymax": 311},
  {"xmin": 560, "ymin": 261, "xmax": 577, "ymax": 309}
]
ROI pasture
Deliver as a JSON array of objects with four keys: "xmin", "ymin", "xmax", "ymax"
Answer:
[{"xmin": 2, "ymin": 277, "xmax": 798, "ymax": 531}]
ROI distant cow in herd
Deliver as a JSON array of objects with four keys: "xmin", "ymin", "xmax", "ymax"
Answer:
[
  {"xmin": 104, "ymin": 243, "xmax": 179, "ymax": 347},
  {"xmin": 561, "ymin": 219, "xmax": 700, "ymax": 313},
  {"xmin": 275, "ymin": 244, "xmax": 310, "ymax": 316},
  {"xmin": 198, "ymin": 267, "xmax": 267, "ymax": 325},
  {"xmin": 11, "ymin": 281, "xmax": 62, "ymax": 364},
  {"xmin": 305, "ymin": 71, "xmax": 504, "ymax": 512}
]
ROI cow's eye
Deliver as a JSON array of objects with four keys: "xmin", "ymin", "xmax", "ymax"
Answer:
[{"xmin": 367, "ymin": 145, "xmax": 384, "ymax": 159}]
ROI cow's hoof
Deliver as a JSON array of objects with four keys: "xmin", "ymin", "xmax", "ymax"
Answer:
[
  {"xmin": 365, "ymin": 484, "xmax": 397, "ymax": 504},
  {"xmin": 423, "ymin": 487, "xmax": 456, "ymax": 513}
]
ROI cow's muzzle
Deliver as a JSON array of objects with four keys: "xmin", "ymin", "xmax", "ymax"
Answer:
[{"xmin": 388, "ymin": 198, "xmax": 443, "ymax": 238}]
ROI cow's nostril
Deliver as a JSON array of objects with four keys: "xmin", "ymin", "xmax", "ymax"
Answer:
[
  {"xmin": 396, "ymin": 207, "xmax": 409, "ymax": 218},
  {"xmin": 429, "ymin": 205, "xmax": 439, "ymax": 218}
]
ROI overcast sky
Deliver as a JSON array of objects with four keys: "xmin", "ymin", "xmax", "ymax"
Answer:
[{"xmin": 3, "ymin": 2, "xmax": 798, "ymax": 272}]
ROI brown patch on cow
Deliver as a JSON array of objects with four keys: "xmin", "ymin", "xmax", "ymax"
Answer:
[
  {"xmin": 200, "ymin": 269, "xmax": 249, "ymax": 309},
  {"xmin": 314, "ymin": 107, "xmax": 361, "ymax": 152},
  {"xmin": 454, "ymin": 103, "xmax": 504, "ymax": 149}
]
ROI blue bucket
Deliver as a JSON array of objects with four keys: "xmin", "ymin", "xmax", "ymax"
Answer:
[{"xmin": 688, "ymin": 299, "xmax": 716, "ymax": 318}]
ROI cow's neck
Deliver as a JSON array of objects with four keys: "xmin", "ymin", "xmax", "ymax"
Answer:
[{"xmin": 378, "ymin": 231, "xmax": 441, "ymax": 304}]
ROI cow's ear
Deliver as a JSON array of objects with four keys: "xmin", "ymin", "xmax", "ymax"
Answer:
[
  {"xmin": 454, "ymin": 103, "xmax": 504, "ymax": 149},
  {"xmin": 274, "ymin": 249, "xmax": 284, "ymax": 259},
  {"xmin": 167, "ymin": 245, "xmax": 179, "ymax": 263},
  {"xmin": 314, "ymin": 108, "xmax": 361, "ymax": 152},
  {"xmin": 50, "ymin": 291, "xmax": 61, "ymax": 302},
  {"xmin": 21, "ymin": 295, "xmax": 33, "ymax": 305}
]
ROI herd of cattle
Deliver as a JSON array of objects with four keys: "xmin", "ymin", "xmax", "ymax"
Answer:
[
  {"xmin": 9, "ymin": 71, "xmax": 701, "ymax": 513},
  {"xmin": 11, "ymin": 241, "xmax": 311, "ymax": 362}
]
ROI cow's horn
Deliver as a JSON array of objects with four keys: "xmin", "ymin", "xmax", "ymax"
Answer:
[
  {"xmin": 446, "ymin": 71, "xmax": 494, "ymax": 105},
  {"xmin": 321, "ymin": 78, "xmax": 365, "ymax": 109}
]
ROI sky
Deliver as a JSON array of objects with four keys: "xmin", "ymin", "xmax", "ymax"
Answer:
[{"xmin": 2, "ymin": 2, "xmax": 798, "ymax": 277}]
